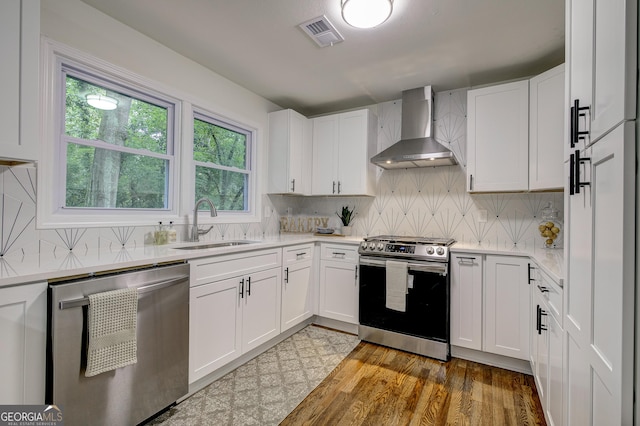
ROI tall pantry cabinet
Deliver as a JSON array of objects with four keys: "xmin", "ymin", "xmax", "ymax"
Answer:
[{"xmin": 564, "ymin": 0, "xmax": 637, "ymax": 424}]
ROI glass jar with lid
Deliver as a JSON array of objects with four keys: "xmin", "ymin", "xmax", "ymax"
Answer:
[{"xmin": 538, "ymin": 202, "xmax": 562, "ymax": 248}]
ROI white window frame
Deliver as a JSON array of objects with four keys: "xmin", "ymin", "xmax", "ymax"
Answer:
[
  {"xmin": 191, "ymin": 109, "xmax": 254, "ymax": 215},
  {"xmin": 39, "ymin": 39, "xmax": 262, "ymax": 228},
  {"xmin": 39, "ymin": 39, "xmax": 182, "ymax": 228},
  {"xmin": 60, "ymin": 66, "xmax": 177, "ymax": 213}
]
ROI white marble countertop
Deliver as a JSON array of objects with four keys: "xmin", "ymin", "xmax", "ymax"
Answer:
[
  {"xmin": 0, "ymin": 234, "xmax": 363, "ymax": 288},
  {"xmin": 0, "ymin": 234, "xmax": 564, "ymax": 288},
  {"xmin": 451, "ymin": 241, "xmax": 565, "ymax": 286}
]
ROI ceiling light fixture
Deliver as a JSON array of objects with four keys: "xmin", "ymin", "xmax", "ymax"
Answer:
[
  {"xmin": 341, "ymin": 0, "xmax": 393, "ymax": 29},
  {"xmin": 86, "ymin": 94, "xmax": 118, "ymax": 110}
]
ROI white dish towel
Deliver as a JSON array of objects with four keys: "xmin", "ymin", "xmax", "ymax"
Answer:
[
  {"xmin": 85, "ymin": 287, "xmax": 138, "ymax": 377},
  {"xmin": 385, "ymin": 260, "xmax": 408, "ymax": 312}
]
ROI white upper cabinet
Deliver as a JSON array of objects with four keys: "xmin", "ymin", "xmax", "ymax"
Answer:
[
  {"xmin": 0, "ymin": 0, "xmax": 40, "ymax": 164},
  {"xmin": 268, "ymin": 109, "xmax": 312, "ymax": 194},
  {"xmin": 529, "ymin": 64, "xmax": 565, "ymax": 191},
  {"xmin": 311, "ymin": 109, "xmax": 376, "ymax": 196},
  {"xmin": 467, "ymin": 80, "xmax": 530, "ymax": 192},
  {"xmin": 566, "ymin": 0, "xmax": 636, "ymax": 153}
]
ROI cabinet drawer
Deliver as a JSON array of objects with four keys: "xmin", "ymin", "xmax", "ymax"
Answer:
[
  {"xmin": 283, "ymin": 244, "xmax": 314, "ymax": 265},
  {"xmin": 320, "ymin": 244, "xmax": 358, "ymax": 262},
  {"xmin": 538, "ymin": 269, "xmax": 563, "ymax": 322},
  {"xmin": 190, "ymin": 248, "xmax": 282, "ymax": 287}
]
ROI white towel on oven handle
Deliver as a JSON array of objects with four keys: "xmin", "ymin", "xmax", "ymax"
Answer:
[{"xmin": 385, "ymin": 260, "xmax": 408, "ymax": 312}]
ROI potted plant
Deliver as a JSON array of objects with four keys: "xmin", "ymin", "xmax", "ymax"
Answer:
[{"xmin": 337, "ymin": 205, "xmax": 355, "ymax": 235}]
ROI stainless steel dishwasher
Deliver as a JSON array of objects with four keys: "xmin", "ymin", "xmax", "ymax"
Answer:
[{"xmin": 47, "ymin": 262, "xmax": 189, "ymax": 426}]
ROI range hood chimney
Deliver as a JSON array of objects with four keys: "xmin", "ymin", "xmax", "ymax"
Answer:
[{"xmin": 371, "ymin": 86, "xmax": 458, "ymax": 169}]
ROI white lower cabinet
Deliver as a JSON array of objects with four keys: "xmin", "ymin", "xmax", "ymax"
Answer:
[
  {"xmin": 450, "ymin": 253, "xmax": 483, "ymax": 350},
  {"xmin": 189, "ymin": 249, "xmax": 282, "ymax": 383},
  {"xmin": 281, "ymin": 244, "xmax": 314, "ymax": 332},
  {"xmin": 318, "ymin": 243, "xmax": 359, "ymax": 324},
  {"xmin": 0, "ymin": 281, "xmax": 46, "ymax": 404},
  {"xmin": 530, "ymin": 263, "xmax": 564, "ymax": 426},
  {"xmin": 484, "ymin": 255, "xmax": 530, "ymax": 360}
]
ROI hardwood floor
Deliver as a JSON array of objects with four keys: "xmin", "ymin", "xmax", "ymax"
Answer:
[{"xmin": 281, "ymin": 342, "xmax": 546, "ymax": 425}]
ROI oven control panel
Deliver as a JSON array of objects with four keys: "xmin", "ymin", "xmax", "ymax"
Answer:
[
  {"xmin": 358, "ymin": 238, "xmax": 452, "ymax": 261},
  {"xmin": 386, "ymin": 244, "xmax": 415, "ymax": 254}
]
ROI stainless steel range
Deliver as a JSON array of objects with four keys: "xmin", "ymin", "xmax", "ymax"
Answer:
[{"xmin": 358, "ymin": 235, "xmax": 455, "ymax": 361}]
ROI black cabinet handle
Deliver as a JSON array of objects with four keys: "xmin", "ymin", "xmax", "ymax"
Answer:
[
  {"xmin": 338, "ymin": 181, "xmax": 342, "ymax": 194},
  {"xmin": 239, "ymin": 278, "xmax": 245, "ymax": 299},
  {"xmin": 469, "ymin": 174, "xmax": 473, "ymax": 191},
  {"xmin": 537, "ymin": 284, "xmax": 550, "ymax": 293},
  {"xmin": 536, "ymin": 305, "xmax": 541, "ymax": 334},
  {"xmin": 355, "ymin": 265, "xmax": 358, "ymax": 281},
  {"xmin": 571, "ymin": 99, "xmax": 590, "ymax": 147},
  {"xmin": 569, "ymin": 152, "xmax": 576, "ymax": 195},
  {"xmin": 291, "ymin": 179, "xmax": 296, "ymax": 192},
  {"xmin": 332, "ymin": 181, "xmax": 336, "ymax": 194},
  {"xmin": 527, "ymin": 263, "xmax": 535, "ymax": 284},
  {"xmin": 570, "ymin": 104, "xmax": 576, "ymax": 148},
  {"xmin": 246, "ymin": 276, "xmax": 251, "ymax": 296},
  {"xmin": 574, "ymin": 149, "xmax": 591, "ymax": 194},
  {"xmin": 296, "ymin": 252, "xmax": 307, "ymax": 258},
  {"xmin": 284, "ymin": 267, "xmax": 289, "ymax": 284},
  {"xmin": 539, "ymin": 308, "xmax": 548, "ymax": 333}
]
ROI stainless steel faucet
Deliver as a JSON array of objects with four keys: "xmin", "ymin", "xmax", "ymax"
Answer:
[{"xmin": 192, "ymin": 198, "xmax": 218, "ymax": 242}]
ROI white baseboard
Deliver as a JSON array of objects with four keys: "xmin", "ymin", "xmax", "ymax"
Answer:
[{"xmin": 451, "ymin": 345, "xmax": 533, "ymax": 375}]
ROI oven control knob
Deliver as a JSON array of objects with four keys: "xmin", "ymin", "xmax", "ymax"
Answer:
[
  {"xmin": 426, "ymin": 247, "xmax": 435, "ymax": 255},
  {"xmin": 360, "ymin": 241, "xmax": 368, "ymax": 250},
  {"xmin": 376, "ymin": 243, "xmax": 385, "ymax": 251},
  {"xmin": 436, "ymin": 247, "xmax": 445, "ymax": 255}
]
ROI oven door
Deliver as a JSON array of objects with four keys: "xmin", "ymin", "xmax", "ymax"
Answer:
[{"xmin": 359, "ymin": 256, "xmax": 449, "ymax": 343}]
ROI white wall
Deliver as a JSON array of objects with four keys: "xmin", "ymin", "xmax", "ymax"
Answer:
[{"xmin": 0, "ymin": 0, "xmax": 285, "ymax": 259}]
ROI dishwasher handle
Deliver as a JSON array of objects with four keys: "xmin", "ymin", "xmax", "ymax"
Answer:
[{"xmin": 58, "ymin": 274, "xmax": 189, "ymax": 310}]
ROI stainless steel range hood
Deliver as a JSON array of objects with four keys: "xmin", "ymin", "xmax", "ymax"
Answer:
[{"xmin": 371, "ymin": 86, "xmax": 458, "ymax": 169}]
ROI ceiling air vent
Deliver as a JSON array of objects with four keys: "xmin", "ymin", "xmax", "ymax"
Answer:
[{"xmin": 299, "ymin": 15, "xmax": 344, "ymax": 48}]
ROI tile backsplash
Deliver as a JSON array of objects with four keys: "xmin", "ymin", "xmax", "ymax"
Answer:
[
  {"xmin": 1, "ymin": 87, "xmax": 563, "ymax": 259},
  {"xmin": 270, "ymin": 88, "xmax": 564, "ymax": 249},
  {"xmin": 0, "ymin": 165, "xmax": 281, "ymax": 259}
]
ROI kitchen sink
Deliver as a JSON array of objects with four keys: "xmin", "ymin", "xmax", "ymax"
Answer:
[{"xmin": 173, "ymin": 240, "xmax": 259, "ymax": 250}]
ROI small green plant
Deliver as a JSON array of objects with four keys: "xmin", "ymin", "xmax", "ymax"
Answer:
[{"xmin": 337, "ymin": 205, "xmax": 355, "ymax": 226}]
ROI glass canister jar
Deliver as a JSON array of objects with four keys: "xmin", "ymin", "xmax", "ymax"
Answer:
[{"xmin": 538, "ymin": 203, "xmax": 562, "ymax": 248}]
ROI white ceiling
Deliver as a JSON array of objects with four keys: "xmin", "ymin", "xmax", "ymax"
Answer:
[{"xmin": 80, "ymin": 0, "xmax": 565, "ymax": 116}]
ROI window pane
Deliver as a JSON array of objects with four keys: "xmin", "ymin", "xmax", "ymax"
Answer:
[
  {"xmin": 66, "ymin": 143, "xmax": 168, "ymax": 209},
  {"xmin": 65, "ymin": 75, "xmax": 168, "ymax": 154},
  {"xmin": 193, "ymin": 118, "xmax": 247, "ymax": 169},
  {"xmin": 195, "ymin": 165, "xmax": 247, "ymax": 211}
]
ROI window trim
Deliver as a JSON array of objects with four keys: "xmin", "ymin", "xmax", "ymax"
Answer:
[
  {"xmin": 38, "ymin": 38, "xmax": 262, "ymax": 229},
  {"xmin": 192, "ymin": 110, "xmax": 254, "ymax": 214}
]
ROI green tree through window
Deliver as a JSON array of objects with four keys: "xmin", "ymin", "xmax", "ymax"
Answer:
[
  {"xmin": 64, "ymin": 73, "xmax": 172, "ymax": 209},
  {"xmin": 193, "ymin": 115, "xmax": 251, "ymax": 211}
]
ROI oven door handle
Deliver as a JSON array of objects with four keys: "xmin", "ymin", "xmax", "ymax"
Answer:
[
  {"xmin": 408, "ymin": 264, "xmax": 447, "ymax": 276},
  {"xmin": 359, "ymin": 258, "xmax": 447, "ymax": 276},
  {"xmin": 359, "ymin": 258, "xmax": 387, "ymax": 267}
]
